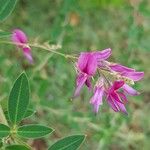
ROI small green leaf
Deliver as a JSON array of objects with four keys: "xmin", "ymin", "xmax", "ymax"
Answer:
[
  {"xmin": 17, "ymin": 124, "xmax": 53, "ymax": 139},
  {"xmin": 0, "ymin": 0, "xmax": 17, "ymax": 21},
  {"xmin": 5, "ymin": 109, "xmax": 35, "ymax": 121},
  {"xmin": 8, "ymin": 72, "xmax": 30, "ymax": 125},
  {"xmin": 0, "ymin": 31, "xmax": 11, "ymax": 38},
  {"xmin": 5, "ymin": 145, "xmax": 30, "ymax": 150},
  {"xmin": 48, "ymin": 135, "xmax": 86, "ymax": 150},
  {"xmin": 0, "ymin": 124, "xmax": 10, "ymax": 138}
]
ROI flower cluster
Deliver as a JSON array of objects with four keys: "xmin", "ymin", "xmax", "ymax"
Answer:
[{"xmin": 74, "ymin": 49, "xmax": 144, "ymax": 114}]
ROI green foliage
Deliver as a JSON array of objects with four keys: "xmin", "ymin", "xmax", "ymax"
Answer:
[
  {"xmin": 0, "ymin": 31, "xmax": 11, "ymax": 38},
  {"xmin": 0, "ymin": 0, "xmax": 17, "ymax": 21},
  {"xmin": 0, "ymin": 124, "xmax": 10, "ymax": 138},
  {"xmin": 4, "ymin": 109, "xmax": 36, "ymax": 121},
  {"xmin": 48, "ymin": 135, "xmax": 86, "ymax": 150},
  {"xmin": 5, "ymin": 145, "xmax": 30, "ymax": 150},
  {"xmin": 8, "ymin": 73, "xmax": 29, "ymax": 125},
  {"xmin": 0, "ymin": 73, "xmax": 86, "ymax": 149},
  {"xmin": 17, "ymin": 124, "xmax": 53, "ymax": 139}
]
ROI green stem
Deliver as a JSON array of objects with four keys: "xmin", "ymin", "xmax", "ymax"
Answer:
[{"xmin": 0, "ymin": 40, "xmax": 77, "ymax": 60}]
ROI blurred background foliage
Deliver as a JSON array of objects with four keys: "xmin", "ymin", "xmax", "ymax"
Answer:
[{"xmin": 0, "ymin": 0, "xmax": 150, "ymax": 149}]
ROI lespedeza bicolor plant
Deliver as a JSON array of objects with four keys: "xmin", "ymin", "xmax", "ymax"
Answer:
[{"xmin": 0, "ymin": 0, "xmax": 144, "ymax": 149}]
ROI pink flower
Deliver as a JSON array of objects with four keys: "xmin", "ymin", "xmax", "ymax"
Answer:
[
  {"xmin": 106, "ymin": 81, "xmax": 128, "ymax": 114},
  {"xmin": 73, "ymin": 48, "xmax": 144, "ymax": 115},
  {"xmin": 11, "ymin": 29, "xmax": 33, "ymax": 63},
  {"xmin": 74, "ymin": 49, "xmax": 111, "ymax": 97},
  {"xmin": 90, "ymin": 78, "xmax": 104, "ymax": 113}
]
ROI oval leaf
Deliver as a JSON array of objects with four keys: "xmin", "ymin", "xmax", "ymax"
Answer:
[
  {"xmin": 48, "ymin": 135, "xmax": 86, "ymax": 150},
  {"xmin": 0, "ymin": 124, "xmax": 10, "ymax": 138},
  {"xmin": 8, "ymin": 73, "xmax": 29, "ymax": 125},
  {"xmin": 17, "ymin": 124, "xmax": 53, "ymax": 139},
  {"xmin": 0, "ymin": 0, "xmax": 17, "ymax": 21},
  {"xmin": 5, "ymin": 145, "xmax": 30, "ymax": 150},
  {"xmin": 5, "ymin": 109, "xmax": 35, "ymax": 121}
]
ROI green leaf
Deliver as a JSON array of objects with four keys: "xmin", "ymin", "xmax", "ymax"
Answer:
[
  {"xmin": 48, "ymin": 135, "xmax": 86, "ymax": 150},
  {"xmin": 0, "ymin": 31, "xmax": 11, "ymax": 38},
  {"xmin": 0, "ymin": 124, "xmax": 10, "ymax": 138},
  {"xmin": 5, "ymin": 109, "xmax": 35, "ymax": 121},
  {"xmin": 5, "ymin": 145, "xmax": 30, "ymax": 150},
  {"xmin": 8, "ymin": 72, "xmax": 30, "ymax": 125},
  {"xmin": 0, "ymin": 0, "xmax": 17, "ymax": 21},
  {"xmin": 24, "ymin": 109, "xmax": 36, "ymax": 119},
  {"xmin": 17, "ymin": 124, "xmax": 54, "ymax": 139}
]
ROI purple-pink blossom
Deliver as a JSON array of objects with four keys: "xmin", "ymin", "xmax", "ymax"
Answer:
[
  {"xmin": 73, "ymin": 48, "xmax": 144, "ymax": 115},
  {"xmin": 74, "ymin": 48, "xmax": 111, "ymax": 97},
  {"xmin": 11, "ymin": 29, "xmax": 33, "ymax": 63}
]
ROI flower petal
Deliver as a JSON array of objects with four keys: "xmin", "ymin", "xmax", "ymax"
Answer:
[
  {"xmin": 112, "ymin": 80, "xmax": 124, "ymax": 90},
  {"xmin": 86, "ymin": 54, "xmax": 97, "ymax": 75},
  {"xmin": 122, "ymin": 84, "xmax": 139, "ymax": 96},
  {"xmin": 118, "ymin": 92, "xmax": 128, "ymax": 104},
  {"xmin": 12, "ymin": 29, "xmax": 28, "ymax": 44},
  {"xmin": 107, "ymin": 96, "xmax": 119, "ymax": 112},
  {"xmin": 116, "ymin": 101, "xmax": 128, "ymax": 114},
  {"xmin": 23, "ymin": 47, "xmax": 33, "ymax": 63},
  {"xmin": 77, "ymin": 52, "xmax": 89, "ymax": 72},
  {"xmin": 90, "ymin": 87, "xmax": 104, "ymax": 113},
  {"xmin": 74, "ymin": 73, "xmax": 87, "ymax": 97},
  {"xmin": 95, "ymin": 48, "xmax": 112, "ymax": 60},
  {"xmin": 85, "ymin": 77, "xmax": 92, "ymax": 90},
  {"xmin": 111, "ymin": 92, "xmax": 123, "ymax": 103},
  {"xmin": 109, "ymin": 64, "xmax": 135, "ymax": 73},
  {"xmin": 122, "ymin": 71, "xmax": 144, "ymax": 81}
]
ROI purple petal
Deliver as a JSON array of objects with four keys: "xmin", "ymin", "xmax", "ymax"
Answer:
[
  {"xmin": 111, "ymin": 92, "xmax": 123, "ymax": 103},
  {"xmin": 107, "ymin": 96, "xmax": 119, "ymax": 112},
  {"xmin": 23, "ymin": 47, "xmax": 33, "ymax": 64},
  {"xmin": 109, "ymin": 64, "xmax": 135, "ymax": 73},
  {"xmin": 74, "ymin": 73, "xmax": 87, "ymax": 97},
  {"xmin": 12, "ymin": 29, "xmax": 28, "ymax": 44},
  {"xmin": 90, "ymin": 87, "xmax": 104, "ymax": 113},
  {"xmin": 77, "ymin": 52, "xmax": 89, "ymax": 72},
  {"xmin": 86, "ymin": 54, "xmax": 97, "ymax": 75},
  {"xmin": 85, "ymin": 77, "xmax": 92, "ymax": 90},
  {"xmin": 122, "ymin": 84, "xmax": 139, "ymax": 96},
  {"xmin": 112, "ymin": 80, "xmax": 124, "ymax": 90},
  {"xmin": 118, "ymin": 92, "xmax": 128, "ymax": 104},
  {"xmin": 115, "ymin": 101, "xmax": 128, "ymax": 114},
  {"xmin": 122, "ymin": 71, "xmax": 144, "ymax": 81},
  {"xmin": 95, "ymin": 48, "xmax": 112, "ymax": 60}
]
